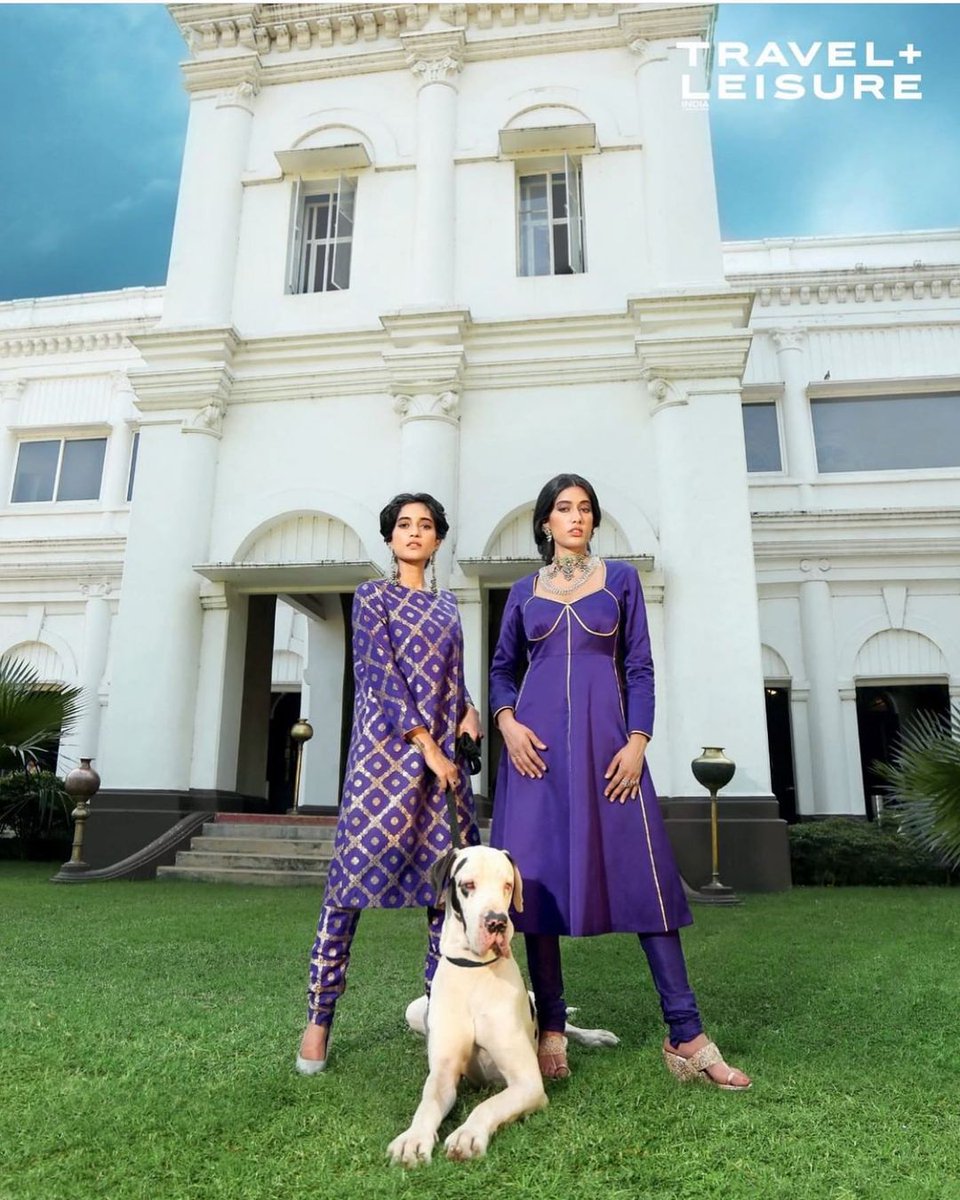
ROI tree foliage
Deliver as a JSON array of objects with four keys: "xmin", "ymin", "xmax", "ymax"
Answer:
[{"xmin": 876, "ymin": 702, "xmax": 960, "ymax": 871}]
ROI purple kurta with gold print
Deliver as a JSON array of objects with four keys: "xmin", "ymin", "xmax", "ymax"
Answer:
[
  {"xmin": 324, "ymin": 580, "xmax": 479, "ymax": 909},
  {"xmin": 489, "ymin": 560, "xmax": 692, "ymax": 937}
]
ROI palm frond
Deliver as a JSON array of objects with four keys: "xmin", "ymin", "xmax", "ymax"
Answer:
[
  {"xmin": 0, "ymin": 657, "xmax": 83, "ymax": 765},
  {"xmin": 876, "ymin": 703, "xmax": 960, "ymax": 870}
]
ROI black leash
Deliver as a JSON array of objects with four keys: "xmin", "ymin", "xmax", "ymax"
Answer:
[
  {"xmin": 444, "ymin": 732, "xmax": 482, "ymax": 851},
  {"xmin": 444, "ymin": 784, "xmax": 462, "ymax": 850}
]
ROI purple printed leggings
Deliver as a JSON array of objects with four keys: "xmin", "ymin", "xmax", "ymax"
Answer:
[
  {"xmin": 307, "ymin": 902, "xmax": 445, "ymax": 1028},
  {"xmin": 524, "ymin": 930, "xmax": 704, "ymax": 1046}
]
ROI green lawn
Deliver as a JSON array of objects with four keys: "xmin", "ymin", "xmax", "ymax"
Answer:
[{"xmin": 2, "ymin": 863, "xmax": 959, "ymax": 1200}]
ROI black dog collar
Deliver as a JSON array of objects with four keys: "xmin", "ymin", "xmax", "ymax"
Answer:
[{"xmin": 444, "ymin": 954, "xmax": 499, "ymax": 969}]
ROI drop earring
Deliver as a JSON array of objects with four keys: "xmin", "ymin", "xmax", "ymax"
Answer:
[
  {"xmin": 391, "ymin": 552, "xmax": 399, "ymax": 584},
  {"xmin": 429, "ymin": 554, "xmax": 438, "ymax": 595},
  {"xmin": 543, "ymin": 527, "xmax": 553, "ymax": 543}
]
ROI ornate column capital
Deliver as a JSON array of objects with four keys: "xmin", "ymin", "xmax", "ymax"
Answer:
[
  {"xmin": 771, "ymin": 328, "xmax": 806, "ymax": 353},
  {"xmin": 0, "ymin": 377, "xmax": 26, "ymax": 404},
  {"xmin": 401, "ymin": 29, "xmax": 465, "ymax": 88},
  {"xmin": 79, "ymin": 580, "xmax": 113, "ymax": 599},
  {"xmin": 216, "ymin": 76, "xmax": 260, "ymax": 113},
  {"xmin": 182, "ymin": 395, "xmax": 227, "ymax": 439},
  {"xmin": 626, "ymin": 37, "xmax": 670, "ymax": 68},
  {"xmin": 392, "ymin": 390, "xmax": 460, "ymax": 426},
  {"xmin": 642, "ymin": 370, "xmax": 688, "ymax": 414}
]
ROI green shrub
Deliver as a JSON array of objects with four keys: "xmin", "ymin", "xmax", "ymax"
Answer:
[
  {"xmin": 0, "ymin": 769, "xmax": 72, "ymax": 860},
  {"xmin": 788, "ymin": 818, "xmax": 954, "ymax": 886}
]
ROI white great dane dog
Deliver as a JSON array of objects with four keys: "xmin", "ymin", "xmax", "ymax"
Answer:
[{"xmin": 387, "ymin": 844, "xmax": 618, "ymax": 1166}]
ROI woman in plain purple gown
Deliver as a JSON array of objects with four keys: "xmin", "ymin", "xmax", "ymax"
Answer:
[{"xmin": 490, "ymin": 474, "xmax": 750, "ymax": 1089}]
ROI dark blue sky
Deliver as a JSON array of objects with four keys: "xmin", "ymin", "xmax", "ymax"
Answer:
[{"xmin": 0, "ymin": 3, "xmax": 957, "ymax": 302}]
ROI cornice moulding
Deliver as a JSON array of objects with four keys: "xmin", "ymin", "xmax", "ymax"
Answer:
[
  {"xmin": 0, "ymin": 320, "xmax": 158, "ymax": 360},
  {"xmin": 618, "ymin": 5, "xmax": 712, "ymax": 43},
  {"xmin": 635, "ymin": 332, "xmax": 753, "ymax": 379},
  {"xmin": 728, "ymin": 265, "xmax": 960, "ymax": 309},
  {"xmin": 628, "ymin": 288, "xmax": 754, "ymax": 335},
  {"xmin": 128, "ymin": 365, "xmax": 235, "ymax": 413},
  {"xmin": 176, "ymin": 8, "xmax": 673, "ymax": 90},
  {"xmin": 128, "ymin": 327, "xmax": 242, "ymax": 370},
  {"xmin": 806, "ymin": 374, "xmax": 960, "ymax": 400}
]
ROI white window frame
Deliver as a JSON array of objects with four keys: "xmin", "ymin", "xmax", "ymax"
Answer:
[
  {"xmin": 11, "ymin": 435, "xmax": 107, "ymax": 504},
  {"xmin": 126, "ymin": 429, "xmax": 140, "ymax": 503},
  {"xmin": 516, "ymin": 153, "xmax": 586, "ymax": 278},
  {"xmin": 287, "ymin": 175, "xmax": 357, "ymax": 295},
  {"xmin": 809, "ymin": 389, "xmax": 960, "ymax": 475},
  {"xmin": 741, "ymin": 396, "xmax": 786, "ymax": 475}
]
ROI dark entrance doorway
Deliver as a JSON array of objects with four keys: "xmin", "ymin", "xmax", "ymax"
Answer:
[
  {"xmin": 855, "ymin": 682, "xmax": 950, "ymax": 818},
  {"xmin": 266, "ymin": 691, "xmax": 301, "ymax": 813},
  {"xmin": 763, "ymin": 685, "xmax": 797, "ymax": 823}
]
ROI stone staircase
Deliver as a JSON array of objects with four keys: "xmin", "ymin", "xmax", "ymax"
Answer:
[{"xmin": 156, "ymin": 814, "xmax": 335, "ymax": 887}]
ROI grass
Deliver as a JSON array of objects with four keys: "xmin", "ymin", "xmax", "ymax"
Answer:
[{"xmin": 2, "ymin": 863, "xmax": 960, "ymax": 1200}]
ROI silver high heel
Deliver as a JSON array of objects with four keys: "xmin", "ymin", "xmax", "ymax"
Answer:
[{"xmin": 295, "ymin": 1054, "xmax": 327, "ymax": 1075}]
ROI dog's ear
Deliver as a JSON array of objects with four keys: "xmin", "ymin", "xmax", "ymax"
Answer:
[
  {"xmin": 502, "ymin": 850, "xmax": 524, "ymax": 914},
  {"xmin": 430, "ymin": 849, "xmax": 457, "ymax": 907}
]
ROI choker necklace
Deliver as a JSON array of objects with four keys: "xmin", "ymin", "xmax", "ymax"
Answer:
[{"xmin": 538, "ymin": 554, "xmax": 599, "ymax": 596}]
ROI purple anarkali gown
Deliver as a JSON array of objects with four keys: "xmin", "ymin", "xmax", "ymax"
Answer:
[
  {"xmin": 489, "ymin": 560, "xmax": 691, "ymax": 937},
  {"xmin": 324, "ymin": 580, "xmax": 479, "ymax": 910}
]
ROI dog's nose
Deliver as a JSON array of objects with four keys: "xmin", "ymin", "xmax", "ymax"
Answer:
[{"xmin": 484, "ymin": 910, "xmax": 508, "ymax": 934}]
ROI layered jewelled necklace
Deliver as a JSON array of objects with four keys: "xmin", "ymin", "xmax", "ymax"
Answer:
[{"xmin": 538, "ymin": 553, "xmax": 600, "ymax": 596}]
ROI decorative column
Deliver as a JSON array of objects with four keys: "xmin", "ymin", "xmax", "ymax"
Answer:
[
  {"xmin": 162, "ymin": 62, "xmax": 260, "ymax": 329},
  {"xmin": 97, "ymin": 351, "xmax": 233, "ymax": 791},
  {"xmin": 0, "ymin": 378, "xmax": 25, "ymax": 505},
  {"xmin": 298, "ymin": 601, "xmax": 346, "ymax": 808},
  {"xmin": 839, "ymin": 684, "xmax": 868, "ymax": 816},
  {"xmin": 788, "ymin": 686, "xmax": 816, "ymax": 818},
  {"xmin": 189, "ymin": 583, "xmax": 249, "ymax": 791},
  {"xmin": 798, "ymin": 564, "xmax": 851, "ymax": 814},
  {"xmin": 646, "ymin": 370, "xmax": 772, "ymax": 798},
  {"xmin": 772, "ymin": 329, "xmax": 817, "ymax": 505},
  {"xmin": 99, "ymin": 374, "xmax": 138, "ymax": 511},
  {"xmin": 401, "ymin": 31, "xmax": 464, "ymax": 308},
  {"xmin": 391, "ymin": 392, "xmax": 460, "ymax": 586},
  {"xmin": 623, "ymin": 17, "xmax": 725, "ymax": 288},
  {"xmin": 74, "ymin": 581, "xmax": 113, "ymax": 763},
  {"xmin": 382, "ymin": 311, "xmax": 468, "ymax": 589}
]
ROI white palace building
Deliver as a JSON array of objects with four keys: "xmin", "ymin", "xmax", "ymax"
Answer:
[{"xmin": 2, "ymin": 3, "xmax": 958, "ymax": 887}]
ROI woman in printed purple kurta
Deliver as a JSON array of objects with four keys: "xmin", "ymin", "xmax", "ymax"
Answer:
[
  {"xmin": 490, "ymin": 474, "xmax": 750, "ymax": 1089},
  {"xmin": 297, "ymin": 495, "xmax": 480, "ymax": 1074}
]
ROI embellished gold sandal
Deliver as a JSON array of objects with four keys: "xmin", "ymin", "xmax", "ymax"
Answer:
[
  {"xmin": 662, "ymin": 1040, "xmax": 751, "ymax": 1091},
  {"xmin": 538, "ymin": 1032, "xmax": 571, "ymax": 1080}
]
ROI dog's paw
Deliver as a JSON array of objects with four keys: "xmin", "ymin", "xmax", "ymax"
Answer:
[
  {"xmin": 444, "ymin": 1124, "xmax": 489, "ymax": 1161},
  {"xmin": 565, "ymin": 1024, "xmax": 620, "ymax": 1048},
  {"xmin": 387, "ymin": 1129, "xmax": 435, "ymax": 1167}
]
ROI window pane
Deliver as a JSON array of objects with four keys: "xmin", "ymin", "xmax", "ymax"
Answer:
[
  {"xmin": 812, "ymin": 394, "xmax": 960, "ymax": 472},
  {"xmin": 57, "ymin": 438, "xmax": 106, "ymax": 501},
  {"xmin": 519, "ymin": 174, "xmax": 551, "ymax": 277},
  {"xmin": 520, "ymin": 220, "xmax": 551, "ymax": 277},
  {"xmin": 126, "ymin": 430, "xmax": 140, "ymax": 503},
  {"xmin": 566, "ymin": 159, "xmax": 585, "ymax": 273},
  {"xmin": 551, "ymin": 172, "xmax": 568, "ymax": 219},
  {"xmin": 742, "ymin": 404, "xmax": 782, "ymax": 472},
  {"xmin": 310, "ymin": 243, "xmax": 328, "ymax": 293},
  {"xmin": 337, "ymin": 177, "xmax": 356, "ymax": 233},
  {"xmin": 12, "ymin": 440, "xmax": 59, "ymax": 502},
  {"xmin": 330, "ymin": 240, "xmax": 352, "ymax": 291},
  {"xmin": 518, "ymin": 174, "xmax": 548, "ymax": 214},
  {"xmin": 552, "ymin": 222, "xmax": 571, "ymax": 274}
]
